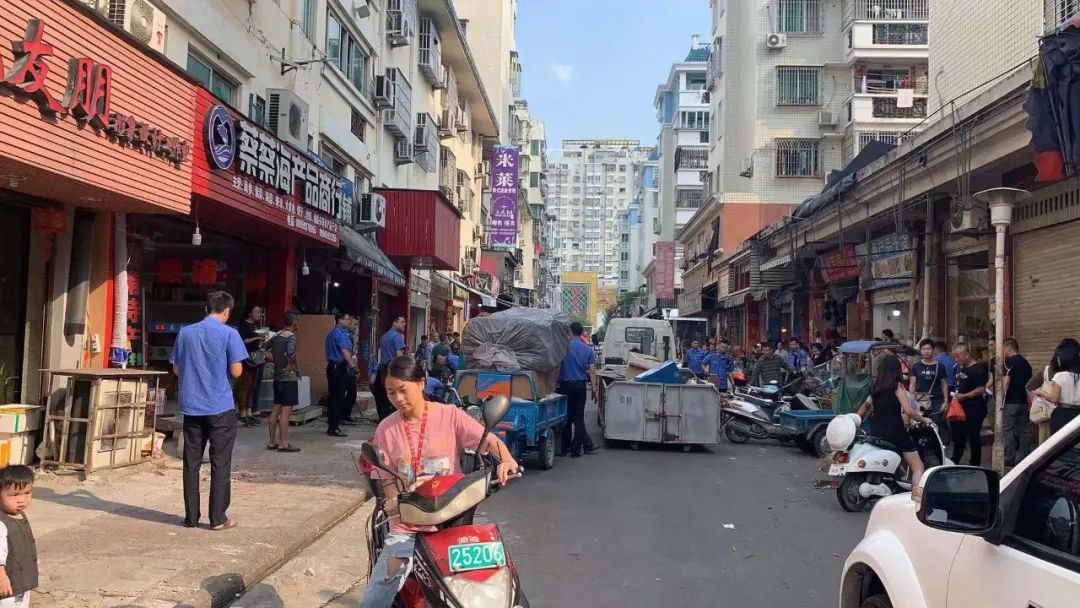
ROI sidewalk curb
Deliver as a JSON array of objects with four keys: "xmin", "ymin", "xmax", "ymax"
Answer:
[{"xmin": 151, "ymin": 490, "xmax": 371, "ymax": 608}]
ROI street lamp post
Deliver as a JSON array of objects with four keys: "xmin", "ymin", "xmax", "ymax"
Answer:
[{"xmin": 973, "ymin": 187, "xmax": 1031, "ymax": 474}]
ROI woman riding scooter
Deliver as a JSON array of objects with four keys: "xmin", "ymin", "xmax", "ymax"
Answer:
[
  {"xmin": 363, "ymin": 356, "xmax": 520, "ymax": 608},
  {"xmin": 857, "ymin": 354, "xmax": 933, "ymax": 487}
]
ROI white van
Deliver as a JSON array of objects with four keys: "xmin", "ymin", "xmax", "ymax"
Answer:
[{"xmin": 600, "ymin": 319, "xmax": 675, "ymax": 366}]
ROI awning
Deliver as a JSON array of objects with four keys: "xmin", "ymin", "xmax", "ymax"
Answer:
[
  {"xmin": 339, "ymin": 226, "xmax": 406, "ymax": 287},
  {"xmin": 720, "ymin": 291, "xmax": 749, "ymax": 309},
  {"xmin": 443, "ymin": 274, "xmax": 497, "ymax": 308},
  {"xmin": 758, "ymin": 256, "xmax": 792, "ymax": 271}
]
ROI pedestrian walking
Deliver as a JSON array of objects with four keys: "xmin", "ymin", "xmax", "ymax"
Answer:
[
  {"xmin": 910, "ymin": 339, "xmax": 950, "ymax": 444},
  {"xmin": 236, "ymin": 304, "xmax": 265, "ymax": 426},
  {"xmin": 752, "ymin": 343, "xmax": 794, "ymax": 387},
  {"xmin": 684, "ymin": 339, "xmax": 707, "ymax": 377},
  {"xmin": 324, "ymin": 312, "xmax": 358, "ymax": 438},
  {"xmin": 374, "ymin": 316, "xmax": 408, "ymax": 421},
  {"xmin": 1034, "ymin": 338, "xmax": 1080, "ymax": 435},
  {"xmin": 266, "ymin": 312, "xmax": 301, "ymax": 453},
  {"xmin": 557, "ymin": 322, "xmax": 599, "ymax": 458},
  {"xmin": 171, "ymin": 290, "xmax": 247, "ymax": 530},
  {"xmin": 934, "ymin": 341, "xmax": 958, "ymax": 392},
  {"xmin": 950, "ymin": 344, "xmax": 989, "ymax": 466},
  {"xmin": 1000, "ymin": 338, "xmax": 1033, "ymax": 465},
  {"xmin": 704, "ymin": 340, "xmax": 736, "ymax": 392},
  {"xmin": 0, "ymin": 465, "xmax": 36, "ymax": 608},
  {"xmin": 783, "ymin": 337, "xmax": 811, "ymax": 373}
]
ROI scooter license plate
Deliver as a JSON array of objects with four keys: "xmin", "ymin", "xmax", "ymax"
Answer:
[
  {"xmin": 447, "ymin": 541, "xmax": 507, "ymax": 573},
  {"xmin": 828, "ymin": 464, "xmax": 844, "ymax": 476}
]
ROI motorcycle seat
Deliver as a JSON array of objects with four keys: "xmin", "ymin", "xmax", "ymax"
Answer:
[{"xmin": 864, "ymin": 435, "xmax": 898, "ymax": 451}]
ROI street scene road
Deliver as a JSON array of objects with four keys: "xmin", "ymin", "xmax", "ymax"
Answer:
[{"xmin": 483, "ymin": 408, "xmax": 869, "ymax": 608}]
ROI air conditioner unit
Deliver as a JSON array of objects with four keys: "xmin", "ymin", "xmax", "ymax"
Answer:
[
  {"xmin": 414, "ymin": 113, "xmax": 432, "ymax": 152},
  {"xmin": 739, "ymin": 158, "xmax": 754, "ymax": 178},
  {"xmin": 267, "ymin": 89, "xmax": 310, "ymax": 151},
  {"xmin": 387, "ymin": 1, "xmax": 413, "ymax": 47},
  {"xmin": 949, "ymin": 197, "xmax": 988, "ymax": 233},
  {"xmin": 818, "ymin": 111, "xmax": 837, "ymax": 127},
  {"xmin": 455, "ymin": 107, "xmax": 469, "ymax": 133},
  {"xmin": 478, "ymin": 160, "xmax": 491, "ymax": 179},
  {"xmin": 108, "ymin": 0, "xmax": 167, "ymax": 53},
  {"xmin": 394, "ymin": 138, "xmax": 414, "ymax": 165},
  {"xmin": 372, "ymin": 75, "xmax": 393, "ymax": 110},
  {"xmin": 439, "ymin": 107, "xmax": 455, "ymax": 137},
  {"xmin": 766, "ymin": 32, "xmax": 787, "ymax": 50},
  {"xmin": 473, "ymin": 225, "xmax": 483, "ymax": 240},
  {"xmin": 355, "ymin": 192, "xmax": 387, "ymax": 232}
]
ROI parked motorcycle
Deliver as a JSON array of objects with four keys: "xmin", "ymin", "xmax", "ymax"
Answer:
[
  {"xmin": 360, "ymin": 396, "xmax": 529, "ymax": 607},
  {"xmin": 824, "ymin": 413, "xmax": 951, "ymax": 512},
  {"xmin": 721, "ymin": 379, "xmax": 821, "ymax": 445}
]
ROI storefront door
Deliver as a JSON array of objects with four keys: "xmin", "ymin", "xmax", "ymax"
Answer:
[{"xmin": 0, "ymin": 206, "xmax": 29, "ymax": 403}]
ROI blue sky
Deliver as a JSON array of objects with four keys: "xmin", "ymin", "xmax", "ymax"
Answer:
[{"xmin": 516, "ymin": 0, "xmax": 709, "ymax": 150}]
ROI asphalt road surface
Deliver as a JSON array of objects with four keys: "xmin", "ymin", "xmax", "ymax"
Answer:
[{"xmin": 481, "ymin": 406, "xmax": 870, "ymax": 608}]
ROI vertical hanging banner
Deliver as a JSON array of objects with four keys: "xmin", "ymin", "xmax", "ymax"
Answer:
[
  {"xmin": 655, "ymin": 241, "xmax": 676, "ymax": 299},
  {"xmin": 489, "ymin": 146, "xmax": 519, "ymax": 247}
]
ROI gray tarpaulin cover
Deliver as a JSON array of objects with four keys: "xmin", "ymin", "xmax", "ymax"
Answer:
[{"xmin": 462, "ymin": 308, "xmax": 572, "ymax": 372}]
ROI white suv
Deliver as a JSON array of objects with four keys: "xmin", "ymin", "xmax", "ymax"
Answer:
[{"xmin": 839, "ymin": 417, "xmax": 1080, "ymax": 608}]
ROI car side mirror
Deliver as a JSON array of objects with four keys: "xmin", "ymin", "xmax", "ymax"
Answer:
[{"xmin": 917, "ymin": 466, "xmax": 1000, "ymax": 534}]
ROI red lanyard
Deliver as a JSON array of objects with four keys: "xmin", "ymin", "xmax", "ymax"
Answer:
[{"xmin": 403, "ymin": 405, "xmax": 429, "ymax": 481}]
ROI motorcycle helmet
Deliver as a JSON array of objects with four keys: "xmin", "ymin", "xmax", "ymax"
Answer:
[{"xmin": 826, "ymin": 413, "xmax": 861, "ymax": 451}]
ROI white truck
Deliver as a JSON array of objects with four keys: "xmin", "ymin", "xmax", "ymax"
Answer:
[
  {"xmin": 599, "ymin": 318, "xmax": 677, "ymax": 367},
  {"xmin": 838, "ymin": 415, "xmax": 1080, "ymax": 608}
]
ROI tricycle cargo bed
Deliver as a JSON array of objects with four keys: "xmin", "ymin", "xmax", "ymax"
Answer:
[{"xmin": 604, "ymin": 381, "xmax": 719, "ymax": 446}]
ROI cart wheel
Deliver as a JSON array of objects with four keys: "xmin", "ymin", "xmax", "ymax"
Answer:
[
  {"xmin": 794, "ymin": 434, "xmax": 815, "ymax": 454},
  {"xmin": 537, "ymin": 430, "xmax": 556, "ymax": 470},
  {"xmin": 811, "ymin": 427, "xmax": 831, "ymax": 457}
]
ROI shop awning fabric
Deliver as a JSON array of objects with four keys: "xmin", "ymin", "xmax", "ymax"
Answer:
[
  {"xmin": 444, "ymin": 275, "xmax": 497, "ymax": 308},
  {"xmin": 339, "ymin": 226, "xmax": 406, "ymax": 287}
]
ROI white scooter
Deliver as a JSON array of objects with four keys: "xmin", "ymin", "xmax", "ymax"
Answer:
[{"xmin": 824, "ymin": 413, "xmax": 952, "ymax": 512}]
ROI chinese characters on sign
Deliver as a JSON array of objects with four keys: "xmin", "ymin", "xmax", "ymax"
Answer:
[
  {"xmin": 817, "ymin": 244, "xmax": 860, "ymax": 284},
  {"xmin": 655, "ymin": 241, "xmax": 676, "ymax": 300},
  {"xmin": 1, "ymin": 18, "xmax": 188, "ymax": 164},
  {"xmin": 488, "ymin": 146, "xmax": 519, "ymax": 247},
  {"xmin": 229, "ymin": 174, "xmax": 339, "ymax": 244}
]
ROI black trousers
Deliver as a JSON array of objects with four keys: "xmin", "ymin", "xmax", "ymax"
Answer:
[
  {"xmin": 559, "ymin": 381, "xmax": 591, "ymax": 456},
  {"xmin": 183, "ymin": 410, "xmax": 237, "ymax": 527},
  {"xmin": 372, "ymin": 368, "xmax": 395, "ymax": 421},
  {"xmin": 951, "ymin": 398, "xmax": 988, "ymax": 466},
  {"xmin": 326, "ymin": 362, "xmax": 355, "ymax": 432}
]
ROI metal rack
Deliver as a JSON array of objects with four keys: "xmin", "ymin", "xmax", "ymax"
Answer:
[{"xmin": 41, "ymin": 369, "xmax": 167, "ymax": 474}]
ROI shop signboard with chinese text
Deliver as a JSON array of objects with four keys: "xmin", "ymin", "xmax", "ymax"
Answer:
[
  {"xmin": 489, "ymin": 146, "xmax": 519, "ymax": 247},
  {"xmin": 816, "ymin": 244, "xmax": 859, "ymax": 284},
  {"xmin": 193, "ymin": 89, "xmax": 340, "ymax": 247},
  {"xmin": 655, "ymin": 241, "xmax": 676, "ymax": 300},
  {"xmin": 856, "ymin": 233, "xmax": 915, "ymax": 290},
  {"xmin": 0, "ymin": 6, "xmax": 194, "ymax": 213}
]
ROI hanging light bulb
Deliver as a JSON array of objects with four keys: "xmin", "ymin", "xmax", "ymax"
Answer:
[
  {"xmin": 191, "ymin": 225, "xmax": 202, "ymax": 246},
  {"xmin": 301, "ymin": 249, "xmax": 310, "ymax": 275}
]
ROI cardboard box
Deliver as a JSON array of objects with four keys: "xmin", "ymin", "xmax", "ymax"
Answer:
[
  {"xmin": 455, "ymin": 369, "xmax": 559, "ymax": 401},
  {"xmin": 627, "ymin": 352, "xmax": 662, "ymax": 380},
  {"xmin": 0, "ymin": 405, "xmax": 42, "ymax": 434},
  {"xmin": 0, "ymin": 432, "xmax": 35, "ymax": 466}
]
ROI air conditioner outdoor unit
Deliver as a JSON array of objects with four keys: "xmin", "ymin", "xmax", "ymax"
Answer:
[
  {"xmin": 387, "ymin": 1, "xmax": 413, "ymax": 47},
  {"xmin": 108, "ymin": 0, "xmax": 167, "ymax": 53},
  {"xmin": 473, "ymin": 225, "xmax": 483, "ymax": 240},
  {"xmin": 949, "ymin": 197, "xmax": 988, "ymax": 233},
  {"xmin": 766, "ymin": 32, "xmax": 787, "ymax": 50},
  {"xmin": 439, "ymin": 107, "xmax": 456, "ymax": 137},
  {"xmin": 372, "ymin": 75, "xmax": 393, "ymax": 110},
  {"xmin": 393, "ymin": 138, "xmax": 414, "ymax": 165},
  {"xmin": 455, "ymin": 107, "xmax": 469, "ymax": 133},
  {"xmin": 414, "ymin": 114, "xmax": 432, "ymax": 152},
  {"xmin": 739, "ymin": 158, "xmax": 754, "ymax": 178},
  {"xmin": 267, "ymin": 89, "xmax": 310, "ymax": 151},
  {"xmin": 818, "ymin": 111, "xmax": 837, "ymax": 127},
  {"xmin": 476, "ymin": 161, "xmax": 489, "ymax": 180},
  {"xmin": 355, "ymin": 192, "xmax": 387, "ymax": 232}
]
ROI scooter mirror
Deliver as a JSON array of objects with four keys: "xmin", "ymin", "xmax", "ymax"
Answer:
[
  {"xmin": 482, "ymin": 395, "xmax": 511, "ymax": 430},
  {"xmin": 360, "ymin": 442, "xmax": 405, "ymax": 484}
]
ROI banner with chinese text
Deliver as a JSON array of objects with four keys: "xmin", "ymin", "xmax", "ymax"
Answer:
[
  {"xmin": 489, "ymin": 146, "xmax": 519, "ymax": 247},
  {"xmin": 655, "ymin": 241, "xmax": 676, "ymax": 299}
]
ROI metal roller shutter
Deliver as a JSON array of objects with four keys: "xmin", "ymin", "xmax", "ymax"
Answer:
[{"xmin": 1013, "ymin": 218, "xmax": 1080, "ymax": 368}]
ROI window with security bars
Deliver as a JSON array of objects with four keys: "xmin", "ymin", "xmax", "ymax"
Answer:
[
  {"xmin": 858, "ymin": 131, "xmax": 909, "ymax": 150},
  {"xmin": 1046, "ymin": 0, "xmax": 1080, "ymax": 31},
  {"xmin": 775, "ymin": 139, "xmax": 820, "ymax": 177},
  {"xmin": 675, "ymin": 189, "xmax": 703, "ymax": 209},
  {"xmin": 778, "ymin": 0, "xmax": 822, "ymax": 33},
  {"xmin": 776, "ymin": 66, "xmax": 821, "ymax": 105},
  {"xmin": 872, "ymin": 23, "xmax": 928, "ymax": 45}
]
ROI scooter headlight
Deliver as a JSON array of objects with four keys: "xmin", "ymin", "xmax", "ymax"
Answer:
[{"xmin": 444, "ymin": 568, "xmax": 511, "ymax": 606}]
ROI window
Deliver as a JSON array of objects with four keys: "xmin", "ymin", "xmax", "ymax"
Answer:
[
  {"xmin": 530, "ymin": 172, "xmax": 540, "ymax": 188},
  {"xmin": 187, "ymin": 53, "xmax": 236, "ymax": 104},
  {"xmin": 776, "ymin": 66, "xmax": 820, "ymax": 105},
  {"xmin": 1048, "ymin": 0, "xmax": 1080, "ymax": 32},
  {"xmin": 620, "ymin": 252, "xmax": 629, "ymax": 261},
  {"xmin": 872, "ymin": 23, "xmax": 928, "ymax": 45},
  {"xmin": 1011, "ymin": 435, "xmax": 1080, "ymax": 571},
  {"xmin": 778, "ymin": 0, "xmax": 821, "ymax": 33},
  {"xmin": 530, "ymin": 139, "xmax": 541, "ymax": 156},
  {"xmin": 248, "ymin": 94, "xmax": 266, "ymax": 127},
  {"xmin": 700, "ymin": 131, "xmax": 710, "ymax": 143},
  {"xmin": 776, "ymin": 139, "xmax": 820, "ymax": 177},
  {"xmin": 678, "ymin": 110, "xmax": 710, "ymax": 130},
  {"xmin": 300, "ymin": 0, "xmax": 317, "ymax": 40},
  {"xmin": 686, "ymin": 73, "xmax": 707, "ymax": 91},
  {"xmin": 327, "ymin": 9, "xmax": 370, "ymax": 94},
  {"xmin": 351, "ymin": 109, "xmax": 367, "ymax": 141}
]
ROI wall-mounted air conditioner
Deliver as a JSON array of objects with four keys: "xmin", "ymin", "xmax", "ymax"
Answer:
[
  {"xmin": 267, "ymin": 89, "xmax": 310, "ymax": 151},
  {"xmin": 355, "ymin": 193, "xmax": 386, "ymax": 232},
  {"xmin": 109, "ymin": 0, "xmax": 167, "ymax": 53},
  {"xmin": 766, "ymin": 32, "xmax": 787, "ymax": 50}
]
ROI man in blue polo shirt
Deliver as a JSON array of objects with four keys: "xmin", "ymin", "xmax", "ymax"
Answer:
[
  {"xmin": 373, "ymin": 315, "xmax": 407, "ymax": 420},
  {"xmin": 558, "ymin": 322, "xmax": 600, "ymax": 458},
  {"xmin": 684, "ymin": 339, "xmax": 707, "ymax": 378},
  {"xmin": 704, "ymin": 340, "xmax": 737, "ymax": 392},
  {"xmin": 324, "ymin": 312, "xmax": 358, "ymax": 438},
  {"xmin": 170, "ymin": 291, "xmax": 247, "ymax": 531}
]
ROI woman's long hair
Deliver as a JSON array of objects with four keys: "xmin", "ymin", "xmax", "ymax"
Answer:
[
  {"xmin": 872, "ymin": 354, "xmax": 903, "ymax": 396},
  {"xmin": 1054, "ymin": 338, "xmax": 1080, "ymax": 385}
]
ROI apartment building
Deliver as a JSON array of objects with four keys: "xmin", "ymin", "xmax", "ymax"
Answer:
[
  {"xmin": 512, "ymin": 101, "xmax": 551, "ymax": 306},
  {"xmin": 546, "ymin": 140, "xmax": 649, "ymax": 287}
]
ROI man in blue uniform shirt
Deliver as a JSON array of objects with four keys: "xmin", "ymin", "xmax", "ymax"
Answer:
[
  {"xmin": 685, "ymin": 339, "xmax": 707, "ymax": 378},
  {"xmin": 324, "ymin": 312, "xmax": 358, "ymax": 437},
  {"xmin": 704, "ymin": 340, "xmax": 737, "ymax": 392},
  {"xmin": 373, "ymin": 315, "xmax": 407, "ymax": 420},
  {"xmin": 558, "ymin": 322, "xmax": 600, "ymax": 458}
]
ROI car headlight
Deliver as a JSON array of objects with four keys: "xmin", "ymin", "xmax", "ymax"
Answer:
[{"xmin": 444, "ymin": 568, "xmax": 511, "ymax": 606}]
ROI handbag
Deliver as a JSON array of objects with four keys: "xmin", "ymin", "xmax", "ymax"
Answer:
[
  {"xmin": 947, "ymin": 396, "xmax": 967, "ymax": 422},
  {"xmin": 1029, "ymin": 366, "xmax": 1056, "ymax": 424}
]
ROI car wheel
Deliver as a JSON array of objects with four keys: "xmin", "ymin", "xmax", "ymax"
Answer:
[
  {"xmin": 859, "ymin": 594, "xmax": 892, "ymax": 608},
  {"xmin": 837, "ymin": 474, "xmax": 871, "ymax": 512}
]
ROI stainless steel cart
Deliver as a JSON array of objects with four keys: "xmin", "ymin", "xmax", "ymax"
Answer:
[{"xmin": 603, "ymin": 381, "xmax": 719, "ymax": 447}]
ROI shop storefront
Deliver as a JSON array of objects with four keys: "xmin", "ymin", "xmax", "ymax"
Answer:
[
  {"xmin": 812, "ymin": 245, "xmax": 861, "ymax": 343},
  {"xmin": 858, "ymin": 233, "xmax": 918, "ymax": 344},
  {"xmin": 0, "ymin": 1, "xmax": 195, "ymax": 403}
]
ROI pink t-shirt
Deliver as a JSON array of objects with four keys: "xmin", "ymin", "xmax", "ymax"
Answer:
[{"xmin": 371, "ymin": 402, "xmax": 487, "ymax": 532}]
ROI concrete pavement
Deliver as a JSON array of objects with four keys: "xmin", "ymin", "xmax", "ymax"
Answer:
[{"xmin": 31, "ymin": 415, "xmax": 373, "ymax": 608}]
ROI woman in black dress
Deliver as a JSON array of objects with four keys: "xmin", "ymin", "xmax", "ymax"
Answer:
[{"xmin": 868, "ymin": 354, "xmax": 933, "ymax": 487}]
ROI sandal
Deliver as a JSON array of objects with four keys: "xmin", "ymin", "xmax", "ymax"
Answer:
[
  {"xmin": 211, "ymin": 519, "xmax": 238, "ymax": 531},
  {"xmin": 266, "ymin": 443, "xmax": 279, "ymax": 450},
  {"xmin": 277, "ymin": 445, "xmax": 301, "ymax": 453}
]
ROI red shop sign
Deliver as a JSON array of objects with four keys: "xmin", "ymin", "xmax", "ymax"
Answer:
[{"xmin": 817, "ymin": 244, "xmax": 860, "ymax": 284}]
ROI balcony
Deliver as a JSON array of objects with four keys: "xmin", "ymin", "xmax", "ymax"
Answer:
[
  {"xmin": 439, "ymin": 146, "xmax": 457, "ymax": 205},
  {"xmin": 843, "ymin": 0, "xmax": 928, "ymax": 25},
  {"xmin": 376, "ymin": 188, "xmax": 462, "ymax": 270},
  {"xmin": 674, "ymin": 147, "xmax": 708, "ymax": 170},
  {"xmin": 418, "ymin": 18, "xmax": 442, "ymax": 87},
  {"xmin": 676, "ymin": 168, "xmax": 705, "ymax": 188},
  {"xmin": 387, "ymin": 0, "xmax": 418, "ymax": 47},
  {"xmin": 414, "ymin": 113, "xmax": 437, "ymax": 172},
  {"xmin": 846, "ymin": 22, "xmax": 928, "ymax": 64},
  {"xmin": 383, "ymin": 68, "xmax": 413, "ymax": 139},
  {"xmin": 853, "ymin": 65, "xmax": 928, "ymax": 95},
  {"xmin": 675, "ymin": 188, "xmax": 703, "ymax": 209}
]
